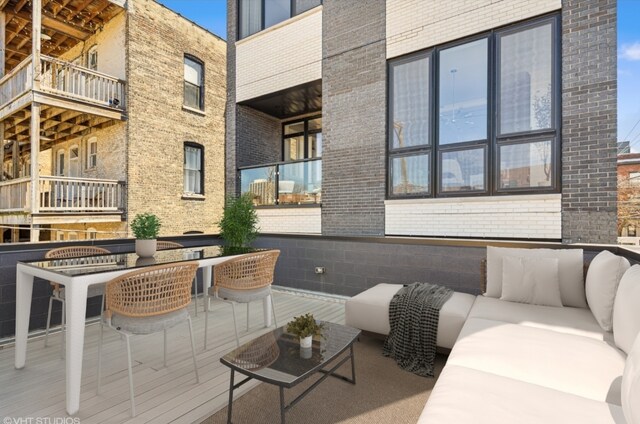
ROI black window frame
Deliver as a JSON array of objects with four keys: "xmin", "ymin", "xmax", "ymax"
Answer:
[
  {"xmin": 183, "ymin": 142, "xmax": 205, "ymax": 195},
  {"xmin": 386, "ymin": 13, "xmax": 561, "ymax": 200},
  {"xmin": 237, "ymin": 0, "xmax": 322, "ymax": 40},
  {"xmin": 183, "ymin": 54, "xmax": 205, "ymax": 111},
  {"xmin": 282, "ymin": 115, "xmax": 322, "ymax": 161}
]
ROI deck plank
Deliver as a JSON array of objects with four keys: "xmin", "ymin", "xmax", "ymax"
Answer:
[{"xmin": 0, "ymin": 290, "xmax": 346, "ymax": 423}]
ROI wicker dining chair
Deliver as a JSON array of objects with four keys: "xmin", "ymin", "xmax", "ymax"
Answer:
[
  {"xmin": 44, "ymin": 245, "xmax": 111, "ymax": 355},
  {"xmin": 204, "ymin": 250, "xmax": 280, "ymax": 349},
  {"xmin": 97, "ymin": 262, "xmax": 200, "ymax": 417},
  {"xmin": 156, "ymin": 240, "xmax": 202, "ymax": 316}
]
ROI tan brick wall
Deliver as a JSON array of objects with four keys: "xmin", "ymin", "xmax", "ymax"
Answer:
[
  {"xmin": 126, "ymin": 0, "xmax": 227, "ymax": 237},
  {"xmin": 51, "ymin": 222, "xmax": 127, "ymax": 240},
  {"xmin": 386, "ymin": 0, "xmax": 561, "ymax": 59}
]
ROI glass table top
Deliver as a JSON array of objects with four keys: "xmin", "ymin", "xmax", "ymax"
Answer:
[
  {"xmin": 221, "ymin": 321, "xmax": 361, "ymax": 387},
  {"xmin": 20, "ymin": 245, "xmax": 262, "ymax": 277}
]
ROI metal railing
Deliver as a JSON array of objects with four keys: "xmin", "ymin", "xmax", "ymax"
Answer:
[
  {"xmin": 39, "ymin": 56, "xmax": 126, "ymax": 109},
  {"xmin": 239, "ymin": 158, "xmax": 322, "ymax": 206}
]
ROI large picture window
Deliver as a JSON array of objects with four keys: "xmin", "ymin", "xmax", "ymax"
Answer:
[
  {"xmin": 184, "ymin": 56, "xmax": 204, "ymax": 111},
  {"xmin": 388, "ymin": 15, "xmax": 559, "ymax": 198},
  {"xmin": 238, "ymin": 0, "xmax": 322, "ymax": 39},
  {"xmin": 282, "ymin": 116, "xmax": 322, "ymax": 161},
  {"xmin": 184, "ymin": 143, "xmax": 204, "ymax": 195}
]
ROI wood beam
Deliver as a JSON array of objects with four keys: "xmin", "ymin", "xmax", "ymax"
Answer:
[
  {"xmin": 82, "ymin": 1, "xmax": 110, "ymax": 26},
  {"xmin": 71, "ymin": 0, "xmax": 95, "ymax": 21},
  {"xmin": 6, "ymin": 19, "xmax": 28, "ymax": 45},
  {"xmin": 7, "ymin": 10, "xmax": 91, "ymax": 41},
  {"xmin": 13, "ymin": 0, "xmax": 28, "ymax": 14},
  {"xmin": 52, "ymin": 0, "xmax": 72, "ymax": 18}
]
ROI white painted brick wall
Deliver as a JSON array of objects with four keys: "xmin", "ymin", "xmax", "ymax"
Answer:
[
  {"xmin": 385, "ymin": 194, "xmax": 561, "ymax": 239},
  {"xmin": 257, "ymin": 207, "xmax": 321, "ymax": 234},
  {"xmin": 386, "ymin": 0, "xmax": 561, "ymax": 59},
  {"xmin": 236, "ymin": 8, "xmax": 322, "ymax": 102}
]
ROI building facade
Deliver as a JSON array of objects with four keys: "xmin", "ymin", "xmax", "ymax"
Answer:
[
  {"xmin": 226, "ymin": 0, "xmax": 617, "ymax": 244},
  {"xmin": 617, "ymin": 152, "xmax": 640, "ymax": 245},
  {"xmin": 0, "ymin": 0, "xmax": 226, "ymax": 242}
]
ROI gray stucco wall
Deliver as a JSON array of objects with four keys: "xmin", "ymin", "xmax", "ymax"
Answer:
[{"xmin": 561, "ymin": 0, "xmax": 618, "ymax": 243}]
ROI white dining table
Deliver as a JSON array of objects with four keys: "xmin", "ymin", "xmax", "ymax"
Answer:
[{"xmin": 14, "ymin": 245, "xmax": 273, "ymax": 416}]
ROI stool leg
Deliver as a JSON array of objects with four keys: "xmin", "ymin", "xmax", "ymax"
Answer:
[{"xmin": 44, "ymin": 297, "xmax": 54, "ymax": 347}]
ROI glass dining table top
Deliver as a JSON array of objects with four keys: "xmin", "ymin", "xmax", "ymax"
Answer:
[
  {"xmin": 221, "ymin": 321, "xmax": 361, "ymax": 387},
  {"xmin": 20, "ymin": 245, "xmax": 262, "ymax": 277}
]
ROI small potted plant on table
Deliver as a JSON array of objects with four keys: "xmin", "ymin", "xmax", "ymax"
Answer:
[
  {"xmin": 286, "ymin": 313, "xmax": 324, "ymax": 349},
  {"xmin": 131, "ymin": 213, "xmax": 161, "ymax": 258}
]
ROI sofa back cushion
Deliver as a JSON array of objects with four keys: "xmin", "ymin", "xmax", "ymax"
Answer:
[
  {"xmin": 501, "ymin": 256, "xmax": 563, "ymax": 307},
  {"xmin": 586, "ymin": 250, "xmax": 630, "ymax": 332},
  {"xmin": 486, "ymin": 247, "xmax": 586, "ymax": 308},
  {"xmin": 614, "ymin": 265, "xmax": 640, "ymax": 355},
  {"xmin": 622, "ymin": 334, "xmax": 640, "ymax": 424}
]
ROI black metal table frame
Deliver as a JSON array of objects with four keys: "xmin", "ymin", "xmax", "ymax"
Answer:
[{"xmin": 226, "ymin": 343, "xmax": 357, "ymax": 424}]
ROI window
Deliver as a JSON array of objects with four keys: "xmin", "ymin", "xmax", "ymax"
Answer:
[
  {"xmin": 69, "ymin": 145, "xmax": 80, "ymax": 177},
  {"xmin": 87, "ymin": 46, "xmax": 98, "ymax": 70},
  {"xmin": 283, "ymin": 116, "xmax": 322, "ymax": 161},
  {"xmin": 184, "ymin": 143, "xmax": 204, "ymax": 195},
  {"xmin": 87, "ymin": 228, "xmax": 97, "ymax": 239},
  {"xmin": 184, "ymin": 56, "xmax": 204, "ymax": 110},
  {"xmin": 238, "ymin": 0, "xmax": 322, "ymax": 39},
  {"xmin": 87, "ymin": 137, "xmax": 97, "ymax": 169},
  {"xmin": 388, "ymin": 15, "xmax": 559, "ymax": 198},
  {"xmin": 56, "ymin": 149, "xmax": 65, "ymax": 176}
]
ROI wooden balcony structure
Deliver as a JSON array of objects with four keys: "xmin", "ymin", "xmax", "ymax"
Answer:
[{"xmin": 0, "ymin": 0, "xmax": 127, "ymax": 241}]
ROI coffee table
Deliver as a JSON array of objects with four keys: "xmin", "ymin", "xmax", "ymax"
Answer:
[{"xmin": 220, "ymin": 321, "xmax": 361, "ymax": 424}]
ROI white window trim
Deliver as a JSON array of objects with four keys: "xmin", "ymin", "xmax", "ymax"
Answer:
[
  {"xmin": 87, "ymin": 137, "xmax": 98, "ymax": 169},
  {"xmin": 56, "ymin": 149, "xmax": 65, "ymax": 176}
]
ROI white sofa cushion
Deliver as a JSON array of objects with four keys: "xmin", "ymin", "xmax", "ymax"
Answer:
[
  {"xmin": 467, "ymin": 295, "xmax": 609, "ymax": 341},
  {"xmin": 344, "ymin": 284, "xmax": 476, "ymax": 349},
  {"xmin": 622, "ymin": 335, "xmax": 640, "ymax": 424},
  {"xmin": 486, "ymin": 247, "xmax": 586, "ymax": 308},
  {"xmin": 614, "ymin": 265, "xmax": 640, "ymax": 355},
  {"xmin": 418, "ymin": 365, "xmax": 626, "ymax": 424},
  {"xmin": 501, "ymin": 256, "xmax": 562, "ymax": 307},
  {"xmin": 586, "ymin": 250, "xmax": 630, "ymax": 331},
  {"xmin": 449, "ymin": 318, "xmax": 626, "ymax": 404}
]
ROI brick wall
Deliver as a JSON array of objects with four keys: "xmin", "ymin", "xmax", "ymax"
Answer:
[
  {"xmin": 385, "ymin": 194, "xmax": 561, "ymax": 239},
  {"xmin": 561, "ymin": 0, "xmax": 618, "ymax": 243},
  {"xmin": 236, "ymin": 8, "xmax": 322, "ymax": 102},
  {"xmin": 225, "ymin": 0, "xmax": 239, "ymax": 198},
  {"xmin": 321, "ymin": 0, "xmax": 387, "ymax": 236},
  {"xmin": 386, "ymin": 0, "xmax": 561, "ymax": 58},
  {"xmin": 126, "ymin": 0, "xmax": 226, "ymax": 236},
  {"xmin": 236, "ymin": 106, "xmax": 281, "ymax": 168}
]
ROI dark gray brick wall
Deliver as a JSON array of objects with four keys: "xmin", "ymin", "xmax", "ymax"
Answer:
[
  {"xmin": 236, "ymin": 105, "xmax": 281, "ymax": 168},
  {"xmin": 321, "ymin": 0, "xmax": 387, "ymax": 236},
  {"xmin": 225, "ymin": 0, "xmax": 239, "ymax": 197},
  {"xmin": 561, "ymin": 0, "xmax": 618, "ymax": 243}
]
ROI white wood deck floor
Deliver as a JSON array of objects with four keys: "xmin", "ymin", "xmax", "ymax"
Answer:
[{"xmin": 0, "ymin": 290, "xmax": 346, "ymax": 423}]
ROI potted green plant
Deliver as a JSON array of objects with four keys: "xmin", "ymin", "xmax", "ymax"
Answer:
[
  {"xmin": 286, "ymin": 313, "xmax": 324, "ymax": 349},
  {"xmin": 217, "ymin": 193, "xmax": 259, "ymax": 247},
  {"xmin": 131, "ymin": 213, "xmax": 161, "ymax": 258}
]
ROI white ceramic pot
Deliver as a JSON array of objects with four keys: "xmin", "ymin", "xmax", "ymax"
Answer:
[
  {"xmin": 300, "ymin": 335, "xmax": 313, "ymax": 349},
  {"xmin": 135, "ymin": 239, "xmax": 157, "ymax": 258},
  {"xmin": 300, "ymin": 346, "xmax": 312, "ymax": 359}
]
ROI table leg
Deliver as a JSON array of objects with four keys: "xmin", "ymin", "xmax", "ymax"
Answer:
[
  {"xmin": 64, "ymin": 283, "xmax": 89, "ymax": 416},
  {"xmin": 279, "ymin": 386, "xmax": 286, "ymax": 424},
  {"xmin": 263, "ymin": 295, "xmax": 272, "ymax": 328},
  {"xmin": 350, "ymin": 344, "xmax": 357, "ymax": 384},
  {"xmin": 15, "ymin": 268, "xmax": 34, "ymax": 369},
  {"xmin": 227, "ymin": 369, "xmax": 234, "ymax": 424},
  {"xmin": 203, "ymin": 266, "xmax": 212, "ymax": 312}
]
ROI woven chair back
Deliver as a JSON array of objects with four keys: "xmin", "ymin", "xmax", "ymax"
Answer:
[
  {"xmin": 46, "ymin": 246, "xmax": 111, "ymax": 289},
  {"xmin": 157, "ymin": 241, "xmax": 184, "ymax": 250},
  {"xmin": 214, "ymin": 250, "xmax": 280, "ymax": 291},
  {"xmin": 105, "ymin": 262, "xmax": 198, "ymax": 318},
  {"xmin": 46, "ymin": 245, "xmax": 110, "ymax": 259}
]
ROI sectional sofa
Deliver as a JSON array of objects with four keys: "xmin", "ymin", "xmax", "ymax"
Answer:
[{"xmin": 345, "ymin": 247, "xmax": 640, "ymax": 424}]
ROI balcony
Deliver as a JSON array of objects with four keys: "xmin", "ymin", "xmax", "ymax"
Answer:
[
  {"xmin": 0, "ymin": 176, "xmax": 125, "ymax": 214},
  {"xmin": 0, "ymin": 55, "xmax": 126, "ymax": 120},
  {"xmin": 240, "ymin": 158, "xmax": 321, "ymax": 206}
]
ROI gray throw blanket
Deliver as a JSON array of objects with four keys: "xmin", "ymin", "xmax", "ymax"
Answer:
[{"xmin": 383, "ymin": 282, "xmax": 453, "ymax": 377}]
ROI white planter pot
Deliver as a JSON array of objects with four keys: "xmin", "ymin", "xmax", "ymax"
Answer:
[
  {"xmin": 300, "ymin": 336, "xmax": 313, "ymax": 349},
  {"xmin": 300, "ymin": 346, "xmax": 312, "ymax": 359},
  {"xmin": 135, "ymin": 239, "xmax": 157, "ymax": 258}
]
